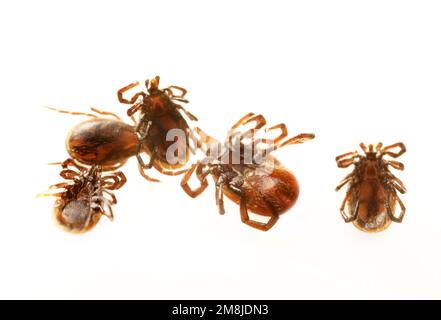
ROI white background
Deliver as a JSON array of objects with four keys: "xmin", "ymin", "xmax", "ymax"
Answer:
[{"xmin": 0, "ymin": 1, "xmax": 440, "ymax": 299}]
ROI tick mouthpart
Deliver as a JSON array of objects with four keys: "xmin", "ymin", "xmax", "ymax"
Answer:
[
  {"xmin": 360, "ymin": 143, "xmax": 379, "ymax": 158},
  {"xmin": 149, "ymin": 76, "xmax": 160, "ymax": 91}
]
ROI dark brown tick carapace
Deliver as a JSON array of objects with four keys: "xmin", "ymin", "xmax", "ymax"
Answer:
[
  {"xmin": 38, "ymin": 159, "xmax": 126, "ymax": 233},
  {"xmin": 335, "ymin": 142, "xmax": 407, "ymax": 233},
  {"xmin": 181, "ymin": 113, "xmax": 315, "ymax": 231},
  {"xmin": 48, "ymin": 106, "xmax": 183, "ymax": 181},
  {"xmin": 47, "ymin": 107, "xmax": 137, "ymax": 171},
  {"xmin": 66, "ymin": 118, "xmax": 137, "ymax": 170},
  {"xmin": 117, "ymin": 76, "xmax": 199, "ymax": 181}
]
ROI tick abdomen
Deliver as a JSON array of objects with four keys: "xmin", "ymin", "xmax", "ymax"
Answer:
[
  {"xmin": 54, "ymin": 198, "xmax": 101, "ymax": 233},
  {"xmin": 224, "ymin": 165, "xmax": 299, "ymax": 217},
  {"xmin": 66, "ymin": 118, "xmax": 137, "ymax": 167},
  {"xmin": 147, "ymin": 116, "xmax": 191, "ymax": 170},
  {"xmin": 354, "ymin": 180, "xmax": 391, "ymax": 232}
]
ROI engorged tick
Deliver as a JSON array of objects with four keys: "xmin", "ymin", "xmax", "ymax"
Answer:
[{"xmin": 181, "ymin": 113, "xmax": 315, "ymax": 231}]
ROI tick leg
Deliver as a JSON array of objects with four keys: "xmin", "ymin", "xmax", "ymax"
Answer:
[
  {"xmin": 45, "ymin": 106, "xmax": 97, "ymax": 118},
  {"xmin": 339, "ymin": 189, "xmax": 357, "ymax": 223},
  {"xmin": 127, "ymin": 102, "xmax": 143, "ymax": 117},
  {"xmin": 89, "ymin": 107, "xmax": 122, "ymax": 120},
  {"xmin": 102, "ymin": 172, "xmax": 127, "ymax": 190},
  {"xmin": 385, "ymin": 160, "xmax": 404, "ymax": 170},
  {"xmin": 336, "ymin": 151, "xmax": 359, "ymax": 168},
  {"xmin": 59, "ymin": 169, "xmax": 80, "ymax": 180},
  {"xmin": 252, "ymin": 123, "xmax": 289, "ymax": 149},
  {"xmin": 382, "ymin": 142, "xmax": 406, "ymax": 158},
  {"xmin": 136, "ymin": 148, "xmax": 160, "ymax": 182},
  {"xmin": 48, "ymin": 182, "xmax": 71, "ymax": 190},
  {"xmin": 117, "ymin": 81, "xmax": 145, "ymax": 104},
  {"xmin": 215, "ymin": 176, "xmax": 226, "ymax": 215},
  {"xmin": 230, "ymin": 113, "xmax": 256, "ymax": 130},
  {"xmin": 102, "ymin": 199, "xmax": 115, "ymax": 221},
  {"xmin": 277, "ymin": 133, "xmax": 315, "ymax": 149},
  {"xmin": 241, "ymin": 114, "xmax": 267, "ymax": 129},
  {"xmin": 112, "ymin": 172, "xmax": 127, "ymax": 190},
  {"xmin": 239, "ymin": 114, "xmax": 267, "ymax": 139},
  {"xmin": 337, "ymin": 158, "xmax": 357, "ymax": 168},
  {"xmin": 137, "ymin": 163, "xmax": 161, "ymax": 183},
  {"xmin": 37, "ymin": 191, "xmax": 66, "ymax": 198},
  {"xmin": 375, "ymin": 143, "xmax": 383, "ymax": 152},
  {"xmin": 394, "ymin": 195, "xmax": 406, "ymax": 223},
  {"xmin": 191, "ymin": 127, "xmax": 221, "ymax": 154},
  {"xmin": 336, "ymin": 151, "xmax": 358, "ymax": 162},
  {"xmin": 386, "ymin": 192, "xmax": 406, "ymax": 223},
  {"xmin": 359, "ymin": 143, "xmax": 368, "ymax": 153},
  {"xmin": 137, "ymin": 148, "xmax": 154, "ymax": 169},
  {"xmin": 265, "ymin": 123, "xmax": 288, "ymax": 144},
  {"xmin": 37, "ymin": 183, "xmax": 70, "ymax": 198},
  {"xmin": 48, "ymin": 162, "xmax": 63, "ymax": 166},
  {"xmin": 135, "ymin": 118, "xmax": 152, "ymax": 141},
  {"xmin": 239, "ymin": 197, "xmax": 279, "ymax": 231},
  {"xmin": 102, "ymin": 189, "xmax": 117, "ymax": 205},
  {"xmin": 154, "ymin": 167, "xmax": 187, "ymax": 176},
  {"xmin": 60, "ymin": 158, "xmax": 85, "ymax": 171},
  {"xmin": 129, "ymin": 115, "xmax": 138, "ymax": 125},
  {"xmin": 390, "ymin": 178, "xmax": 407, "ymax": 194},
  {"xmin": 386, "ymin": 172, "xmax": 407, "ymax": 194},
  {"xmin": 167, "ymin": 85, "xmax": 187, "ymax": 98},
  {"xmin": 180, "ymin": 163, "xmax": 209, "ymax": 198},
  {"xmin": 227, "ymin": 114, "xmax": 267, "ymax": 149},
  {"xmin": 135, "ymin": 121, "xmax": 153, "ymax": 169},
  {"xmin": 335, "ymin": 173, "xmax": 354, "ymax": 191},
  {"xmin": 261, "ymin": 133, "xmax": 315, "ymax": 155},
  {"xmin": 384, "ymin": 171, "xmax": 407, "ymax": 194},
  {"xmin": 176, "ymin": 105, "xmax": 198, "ymax": 121}
]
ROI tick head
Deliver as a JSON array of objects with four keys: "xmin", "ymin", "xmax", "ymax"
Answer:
[
  {"xmin": 360, "ymin": 142, "xmax": 382, "ymax": 160},
  {"xmin": 147, "ymin": 76, "xmax": 161, "ymax": 94}
]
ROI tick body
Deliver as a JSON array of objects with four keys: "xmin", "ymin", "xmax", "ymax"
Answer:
[
  {"xmin": 117, "ymin": 76, "xmax": 199, "ymax": 181},
  {"xmin": 181, "ymin": 113, "xmax": 314, "ymax": 231},
  {"xmin": 39, "ymin": 159, "xmax": 126, "ymax": 233},
  {"xmin": 47, "ymin": 106, "xmax": 138, "ymax": 171},
  {"xmin": 214, "ymin": 156, "xmax": 300, "ymax": 218},
  {"xmin": 49, "ymin": 106, "xmax": 172, "ymax": 180},
  {"xmin": 66, "ymin": 118, "xmax": 137, "ymax": 170},
  {"xmin": 335, "ymin": 143, "xmax": 407, "ymax": 232}
]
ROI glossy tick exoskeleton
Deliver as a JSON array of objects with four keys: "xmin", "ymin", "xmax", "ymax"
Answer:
[
  {"xmin": 47, "ymin": 107, "xmax": 139, "ymax": 171},
  {"xmin": 49, "ymin": 106, "xmax": 174, "ymax": 181},
  {"xmin": 181, "ymin": 113, "xmax": 315, "ymax": 231},
  {"xmin": 39, "ymin": 159, "xmax": 126, "ymax": 233},
  {"xmin": 117, "ymin": 76, "xmax": 199, "ymax": 181},
  {"xmin": 335, "ymin": 142, "xmax": 407, "ymax": 232}
]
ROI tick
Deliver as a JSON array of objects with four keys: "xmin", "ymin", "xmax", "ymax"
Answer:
[
  {"xmin": 47, "ymin": 106, "xmax": 138, "ymax": 171},
  {"xmin": 39, "ymin": 159, "xmax": 127, "ymax": 233},
  {"xmin": 335, "ymin": 142, "xmax": 407, "ymax": 232},
  {"xmin": 117, "ymin": 76, "xmax": 199, "ymax": 181},
  {"xmin": 181, "ymin": 113, "xmax": 315, "ymax": 231},
  {"xmin": 48, "ymin": 106, "xmax": 178, "ymax": 181}
]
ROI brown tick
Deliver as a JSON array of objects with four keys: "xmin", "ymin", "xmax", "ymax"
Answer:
[
  {"xmin": 48, "ymin": 106, "xmax": 179, "ymax": 181},
  {"xmin": 335, "ymin": 142, "xmax": 407, "ymax": 232},
  {"xmin": 181, "ymin": 113, "xmax": 315, "ymax": 231},
  {"xmin": 117, "ymin": 76, "xmax": 199, "ymax": 181},
  {"xmin": 39, "ymin": 159, "xmax": 126, "ymax": 233}
]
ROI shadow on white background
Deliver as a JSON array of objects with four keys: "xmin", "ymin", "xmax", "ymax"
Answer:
[{"xmin": 0, "ymin": 1, "xmax": 440, "ymax": 299}]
